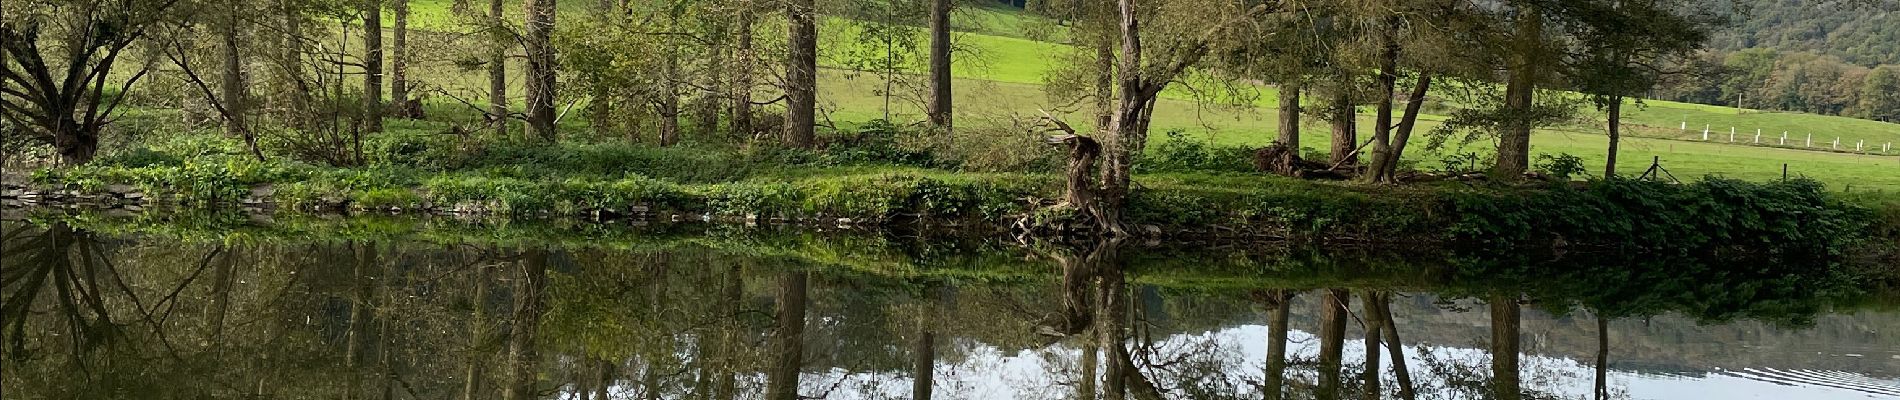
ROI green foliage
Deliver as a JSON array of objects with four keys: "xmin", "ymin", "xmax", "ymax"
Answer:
[
  {"xmin": 1135, "ymin": 131, "xmax": 1256, "ymax": 173},
  {"xmin": 1447, "ymin": 178, "xmax": 1865, "ymax": 255},
  {"xmin": 1533, "ymin": 153, "xmax": 1588, "ymax": 181}
]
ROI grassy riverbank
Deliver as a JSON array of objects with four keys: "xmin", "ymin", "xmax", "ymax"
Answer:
[{"xmin": 10, "ymin": 131, "xmax": 1888, "ymax": 254}]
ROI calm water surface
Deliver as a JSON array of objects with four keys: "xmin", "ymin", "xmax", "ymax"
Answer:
[{"xmin": 2, "ymin": 219, "xmax": 1895, "ymax": 399}]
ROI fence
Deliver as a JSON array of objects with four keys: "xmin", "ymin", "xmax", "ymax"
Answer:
[{"xmin": 1685, "ymin": 123, "xmax": 1893, "ymax": 155}]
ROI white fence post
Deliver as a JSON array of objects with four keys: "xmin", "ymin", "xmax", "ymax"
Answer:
[
  {"xmin": 1856, "ymin": 140, "xmax": 1863, "ymax": 152},
  {"xmin": 1780, "ymin": 132, "xmax": 1788, "ymax": 145},
  {"xmin": 1753, "ymin": 129, "xmax": 1761, "ymax": 143},
  {"xmin": 1729, "ymin": 127, "xmax": 1735, "ymax": 142},
  {"xmin": 1703, "ymin": 125, "xmax": 1711, "ymax": 141},
  {"xmin": 1833, "ymin": 137, "xmax": 1840, "ymax": 150},
  {"xmin": 1806, "ymin": 133, "xmax": 1813, "ymax": 147}
]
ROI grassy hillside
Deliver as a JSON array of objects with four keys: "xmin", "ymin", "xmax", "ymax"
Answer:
[{"xmin": 261, "ymin": 2, "xmax": 1900, "ymax": 192}]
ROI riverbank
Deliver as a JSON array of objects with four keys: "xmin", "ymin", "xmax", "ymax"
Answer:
[{"xmin": 6, "ymin": 158, "xmax": 1892, "ymax": 256}]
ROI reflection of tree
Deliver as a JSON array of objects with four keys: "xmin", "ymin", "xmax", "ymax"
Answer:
[
  {"xmin": 1318, "ymin": 288, "xmax": 1351, "ymax": 400},
  {"xmin": 503, "ymin": 248, "xmax": 548, "ymax": 400},
  {"xmin": 767, "ymin": 271, "xmax": 809, "ymax": 400},
  {"xmin": 1258, "ymin": 289, "xmax": 1294, "ymax": 400},
  {"xmin": 1490, "ymin": 295, "xmax": 1522, "ymax": 400}
]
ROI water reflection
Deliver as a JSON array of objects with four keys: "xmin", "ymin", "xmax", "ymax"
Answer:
[{"xmin": 1, "ymin": 222, "xmax": 1895, "ymax": 399}]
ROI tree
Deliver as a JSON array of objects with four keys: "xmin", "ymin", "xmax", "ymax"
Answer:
[
  {"xmin": 1494, "ymin": 0, "xmax": 1544, "ymax": 178},
  {"xmin": 391, "ymin": 0, "xmax": 415, "ymax": 118},
  {"xmin": 1, "ymin": 0, "xmax": 180, "ymax": 165},
  {"xmin": 783, "ymin": 0, "xmax": 817, "ymax": 148},
  {"xmin": 765, "ymin": 271, "xmax": 809, "ymax": 400},
  {"xmin": 1092, "ymin": 0, "xmax": 1271, "ymax": 233},
  {"xmin": 488, "ymin": 0, "xmax": 508, "ymax": 136},
  {"xmin": 1569, "ymin": 0, "xmax": 1713, "ymax": 177},
  {"xmin": 731, "ymin": 0, "xmax": 757, "ymax": 139},
  {"xmin": 926, "ymin": 0, "xmax": 952, "ymax": 130},
  {"xmin": 523, "ymin": 0, "xmax": 557, "ymax": 141},
  {"xmin": 362, "ymin": 0, "xmax": 384, "ymax": 132},
  {"xmin": 1863, "ymin": 65, "xmax": 1900, "ymax": 122}
]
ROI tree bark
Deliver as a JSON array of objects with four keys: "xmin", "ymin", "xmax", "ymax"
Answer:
[
  {"xmin": 1366, "ymin": 20, "xmax": 1401, "ymax": 182},
  {"xmin": 488, "ymin": 0, "xmax": 508, "ymax": 136},
  {"xmin": 1277, "ymin": 83, "xmax": 1301, "ymax": 148},
  {"xmin": 1605, "ymin": 97, "xmax": 1622, "ymax": 177},
  {"xmin": 1490, "ymin": 296, "xmax": 1522, "ymax": 400},
  {"xmin": 926, "ymin": 0, "xmax": 952, "ymax": 129},
  {"xmin": 391, "ymin": 0, "xmax": 412, "ymax": 118},
  {"xmin": 1094, "ymin": 40, "xmax": 1114, "ymax": 132},
  {"xmin": 1262, "ymin": 290, "xmax": 1294, "ymax": 400},
  {"xmin": 523, "ymin": 0, "xmax": 558, "ymax": 141},
  {"xmin": 362, "ymin": 0, "xmax": 384, "ymax": 133},
  {"xmin": 783, "ymin": 0, "xmax": 818, "ymax": 148},
  {"xmin": 731, "ymin": 3, "xmax": 756, "ymax": 139},
  {"xmin": 1382, "ymin": 73, "xmax": 1433, "ymax": 180},
  {"xmin": 1327, "ymin": 87, "xmax": 1357, "ymax": 169},
  {"xmin": 502, "ymin": 249, "xmax": 549, "ymax": 400},
  {"xmin": 220, "ymin": 3, "xmax": 264, "ymax": 161},
  {"xmin": 277, "ymin": 0, "xmax": 313, "ymax": 126},
  {"xmin": 1317, "ymin": 288, "xmax": 1350, "ymax": 400},
  {"xmin": 1495, "ymin": 2, "xmax": 1542, "ymax": 178},
  {"xmin": 765, "ymin": 272, "xmax": 809, "ymax": 400}
]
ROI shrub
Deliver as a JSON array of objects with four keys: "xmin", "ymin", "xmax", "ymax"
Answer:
[{"xmin": 1137, "ymin": 131, "xmax": 1256, "ymax": 173}]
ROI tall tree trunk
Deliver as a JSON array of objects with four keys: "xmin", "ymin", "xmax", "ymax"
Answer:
[
  {"xmin": 1495, "ymin": 2, "xmax": 1542, "ymax": 178},
  {"xmin": 711, "ymin": 264, "xmax": 744, "ymax": 400},
  {"xmin": 1490, "ymin": 296, "xmax": 1522, "ymax": 400},
  {"xmin": 346, "ymin": 242, "xmax": 378, "ymax": 400},
  {"xmin": 783, "ymin": 0, "xmax": 818, "ymax": 148},
  {"xmin": 220, "ymin": 4, "xmax": 264, "ymax": 161},
  {"xmin": 731, "ymin": 3, "xmax": 756, "ymax": 139},
  {"xmin": 765, "ymin": 272, "xmax": 809, "ymax": 400},
  {"xmin": 1317, "ymin": 288, "xmax": 1350, "ymax": 400},
  {"xmin": 1594, "ymin": 316, "xmax": 1610, "ymax": 400},
  {"xmin": 278, "ymin": 0, "xmax": 313, "ymax": 127},
  {"xmin": 925, "ymin": 0, "xmax": 952, "ymax": 129},
  {"xmin": 1327, "ymin": 87, "xmax": 1356, "ymax": 168},
  {"xmin": 391, "ymin": 0, "xmax": 411, "ymax": 118},
  {"xmin": 1366, "ymin": 20, "xmax": 1401, "ymax": 182},
  {"xmin": 502, "ymin": 249, "xmax": 549, "ymax": 400},
  {"xmin": 1094, "ymin": 41, "xmax": 1114, "ymax": 131},
  {"xmin": 1605, "ymin": 97, "xmax": 1622, "ymax": 177},
  {"xmin": 363, "ymin": 0, "xmax": 384, "ymax": 133},
  {"xmin": 1359, "ymin": 292, "xmax": 1389, "ymax": 400},
  {"xmin": 1382, "ymin": 73, "xmax": 1433, "ymax": 180},
  {"xmin": 1381, "ymin": 299, "xmax": 1416, "ymax": 400},
  {"xmin": 1277, "ymin": 83, "xmax": 1300, "ymax": 147},
  {"xmin": 523, "ymin": 0, "xmax": 558, "ymax": 141},
  {"xmin": 1262, "ymin": 290, "xmax": 1294, "ymax": 400},
  {"xmin": 488, "ymin": 0, "xmax": 507, "ymax": 136}
]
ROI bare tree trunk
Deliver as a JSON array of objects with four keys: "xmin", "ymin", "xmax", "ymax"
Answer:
[
  {"xmin": 1366, "ymin": 20, "xmax": 1401, "ymax": 183},
  {"xmin": 731, "ymin": 3, "xmax": 756, "ymax": 139},
  {"xmin": 362, "ymin": 0, "xmax": 384, "ymax": 133},
  {"xmin": 1327, "ymin": 88, "xmax": 1356, "ymax": 169},
  {"xmin": 1490, "ymin": 296, "xmax": 1522, "ymax": 400},
  {"xmin": 783, "ymin": 0, "xmax": 817, "ymax": 148},
  {"xmin": 765, "ymin": 272, "xmax": 809, "ymax": 400},
  {"xmin": 1317, "ymin": 288, "xmax": 1350, "ymax": 400},
  {"xmin": 277, "ymin": 0, "xmax": 313, "ymax": 126},
  {"xmin": 1381, "ymin": 299, "xmax": 1416, "ymax": 400},
  {"xmin": 488, "ymin": 0, "xmax": 508, "ymax": 136},
  {"xmin": 1094, "ymin": 41, "xmax": 1114, "ymax": 131},
  {"xmin": 523, "ymin": 0, "xmax": 558, "ymax": 141},
  {"xmin": 1080, "ymin": 330, "xmax": 1099, "ymax": 400},
  {"xmin": 220, "ymin": 4, "xmax": 264, "ymax": 161},
  {"xmin": 1605, "ymin": 97, "xmax": 1622, "ymax": 177},
  {"xmin": 1360, "ymin": 292, "xmax": 1389, "ymax": 400},
  {"xmin": 502, "ymin": 249, "xmax": 549, "ymax": 400},
  {"xmin": 1495, "ymin": 2, "xmax": 1542, "ymax": 178},
  {"xmin": 925, "ymin": 0, "xmax": 952, "ymax": 129},
  {"xmin": 1262, "ymin": 290, "xmax": 1294, "ymax": 400},
  {"xmin": 1383, "ymin": 73, "xmax": 1432, "ymax": 179},
  {"xmin": 391, "ymin": 0, "xmax": 412, "ymax": 118}
]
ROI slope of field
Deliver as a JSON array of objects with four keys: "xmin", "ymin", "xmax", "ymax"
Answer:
[{"xmin": 342, "ymin": 2, "xmax": 1900, "ymax": 191}]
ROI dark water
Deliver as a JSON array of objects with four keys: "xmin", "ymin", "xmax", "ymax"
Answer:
[{"xmin": 2, "ymin": 219, "xmax": 1897, "ymax": 399}]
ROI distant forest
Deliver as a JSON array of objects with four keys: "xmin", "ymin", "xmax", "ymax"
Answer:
[{"xmin": 1650, "ymin": 0, "xmax": 1900, "ymax": 122}]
